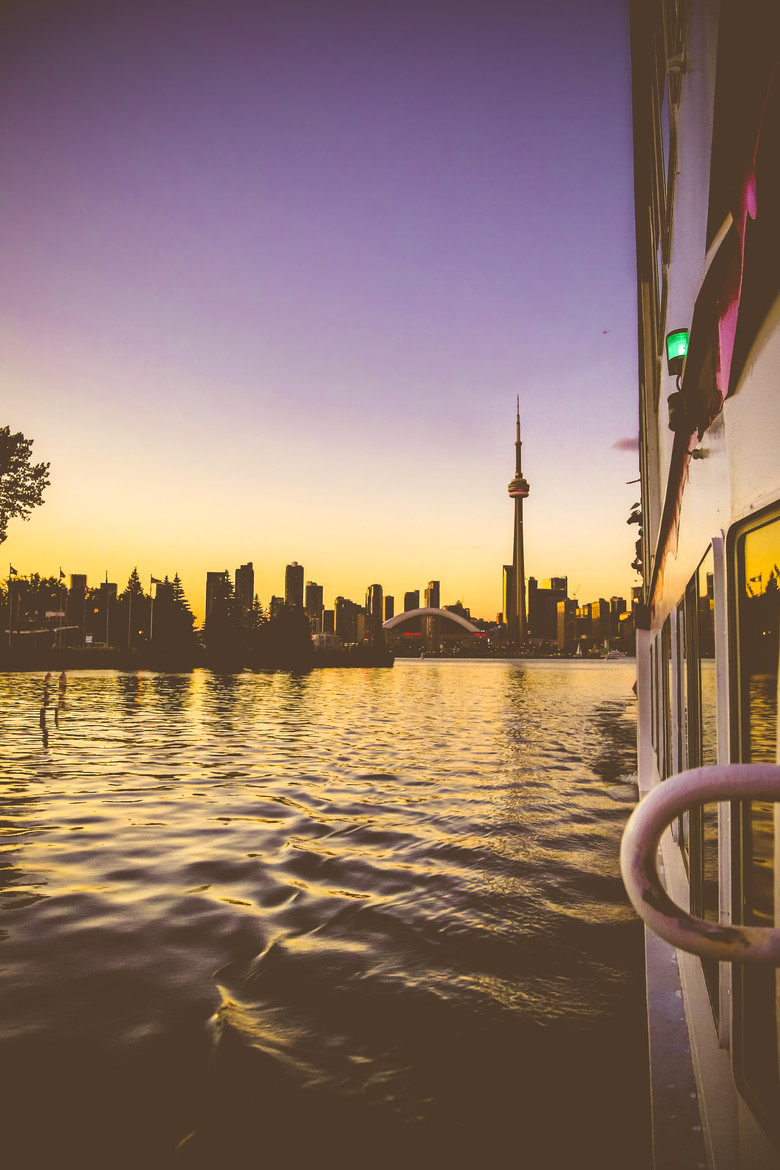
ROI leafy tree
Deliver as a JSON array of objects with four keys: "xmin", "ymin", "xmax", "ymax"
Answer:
[
  {"xmin": 19, "ymin": 574, "xmax": 61, "ymax": 624},
  {"xmin": 253, "ymin": 601, "xmax": 314, "ymax": 668},
  {"xmin": 0, "ymin": 427, "xmax": 50, "ymax": 543}
]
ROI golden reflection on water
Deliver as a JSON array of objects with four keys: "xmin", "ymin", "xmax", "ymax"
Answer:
[{"xmin": 0, "ymin": 660, "xmax": 645, "ymax": 1168}]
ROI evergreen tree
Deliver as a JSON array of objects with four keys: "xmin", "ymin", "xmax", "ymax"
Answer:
[
  {"xmin": 117, "ymin": 567, "xmax": 150, "ymax": 651},
  {"xmin": 203, "ymin": 571, "xmax": 245, "ymax": 664}
]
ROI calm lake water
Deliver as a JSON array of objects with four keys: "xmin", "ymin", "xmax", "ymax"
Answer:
[{"xmin": 0, "ymin": 660, "xmax": 649, "ymax": 1169}]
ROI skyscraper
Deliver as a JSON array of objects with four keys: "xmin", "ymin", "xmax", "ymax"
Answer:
[
  {"xmin": 423, "ymin": 580, "xmax": 440, "ymax": 652},
  {"xmin": 285, "ymin": 561, "xmax": 304, "ymax": 608},
  {"xmin": 334, "ymin": 596, "xmax": 359, "ymax": 645},
  {"xmin": 205, "ymin": 571, "xmax": 229, "ymax": 621},
  {"xmin": 234, "ymin": 562, "xmax": 254, "ymax": 617},
  {"xmin": 365, "ymin": 584, "xmax": 384, "ymax": 648},
  {"xmin": 305, "ymin": 581, "xmax": 324, "ymax": 632},
  {"xmin": 404, "ymin": 590, "xmax": 420, "ymax": 612},
  {"xmin": 506, "ymin": 399, "xmax": 530, "ymax": 643}
]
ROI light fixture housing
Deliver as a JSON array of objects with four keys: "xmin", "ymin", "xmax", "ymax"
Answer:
[{"xmin": 665, "ymin": 327, "xmax": 689, "ymax": 377}]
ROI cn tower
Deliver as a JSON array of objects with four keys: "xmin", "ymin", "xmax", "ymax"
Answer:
[{"xmin": 507, "ymin": 398, "xmax": 530, "ymax": 643}]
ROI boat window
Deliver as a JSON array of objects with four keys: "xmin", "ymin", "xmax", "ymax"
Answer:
[
  {"xmin": 683, "ymin": 547, "xmax": 719, "ymax": 1017},
  {"xmin": 732, "ymin": 509, "xmax": 780, "ymax": 1139},
  {"xmin": 650, "ymin": 637, "xmax": 657, "ymax": 754},
  {"xmin": 698, "ymin": 555, "xmax": 717, "ymax": 764},
  {"xmin": 676, "ymin": 600, "xmax": 687, "ymax": 775},
  {"xmin": 662, "ymin": 617, "xmax": 673, "ymax": 779}
]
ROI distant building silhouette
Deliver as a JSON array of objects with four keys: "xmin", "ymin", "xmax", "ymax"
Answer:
[
  {"xmin": 424, "ymin": 581, "xmax": 440, "ymax": 652},
  {"xmin": 285, "ymin": 562, "xmax": 304, "ymax": 608},
  {"xmin": 365, "ymin": 584, "xmax": 384, "ymax": 648},
  {"xmin": 334, "ymin": 596, "xmax": 361, "ymax": 645},
  {"xmin": 502, "ymin": 565, "xmax": 513, "ymax": 629},
  {"xmin": 383, "ymin": 594, "xmax": 394, "ymax": 621},
  {"xmin": 528, "ymin": 576, "xmax": 567, "ymax": 641},
  {"xmin": 305, "ymin": 581, "xmax": 324, "ymax": 633},
  {"xmin": 234, "ymin": 562, "xmax": 254, "ymax": 617},
  {"xmin": 557, "ymin": 598, "xmax": 578, "ymax": 652},
  {"xmin": 67, "ymin": 574, "xmax": 87, "ymax": 644},
  {"xmin": 151, "ymin": 579, "xmax": 174, "ymax": 645},
  {"xmin": 205, "ymin": 571, "xmax": 229, "ymax": 621},
  {"xmin": 444, "ymin": 601, "xmax": 471, "ymax": 620},
  {"xmin": 404, "ymin": 590, "xmax": 420, "ymax": 612}
]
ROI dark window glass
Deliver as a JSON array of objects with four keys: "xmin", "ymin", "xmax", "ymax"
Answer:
[
  {"xmin": 734, "ymin": 512, "xmax": 780, "ymax": 1139},
  {"xmin": 662, "ymin": 618, "xmax": 673, "ymax": 779},
  {"xmin": 683, "ymin": 548, "xmax": 719, "ymax": 1017}
]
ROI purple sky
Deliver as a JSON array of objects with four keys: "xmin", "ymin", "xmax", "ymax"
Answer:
[{"xmin": 0, "ymin": 0, "xmax": 639, "ymax": 620}]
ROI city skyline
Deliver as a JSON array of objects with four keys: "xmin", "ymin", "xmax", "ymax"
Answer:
[
  {"xmin": 1, "ymin": 0, "xmax": 640, "ymax": 619},
  {"xmin": 4, "ymin": 557, "xmax": 630, "ymax": 631}
]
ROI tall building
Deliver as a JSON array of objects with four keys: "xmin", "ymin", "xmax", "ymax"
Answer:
[
  {"xmin": 383, "ymin": 594, "xmax": 394, "ymax": 621},
  {"xmin": 305, "ymin": 581, "xmax": 324, "ymax": 632},
  {"xmin": 506, "ymin": 399, "xmax": 530, "ymax": 642},
  {"xmin": 557, "ymin": 598, "xmax": 578, "ymax": 652},
  {"xmin": 285, "ymin": 561, "xmax": 304, "ymax": 608},
  {"xmin": 423, "ymin": 580, "xmax": 440, "ymax": 651},
  {"xmin": 590, "ymin": 598, "xmax": 611, "ymax": 645},
  {"xmin": 205, "ymin": 571, "xmax": 229, "ymax": 621},
  {"xmin": 404, "ymin": 590, "xmax": 420, "ymax": 611},
  {"xmin": 528, "ymin": 576, "xmax": 567, "ymax": 641},
  {"xmin": 365, "ymin": 584, "xmax": 384, "ymax": 648},
  {"xmin": 234, "ymin": 562, "xmax": 254, "ymax": 616},
  {"xmin": 67, "ymin": 574, "xmax": 87, "ymax": 644},
  {"xmin": 501, "ymin": 565, "xmax": 513, "ymax": 627},
  {"xmin": 334, "ymin": 596, "xmax": 360, "ymax": 645}
]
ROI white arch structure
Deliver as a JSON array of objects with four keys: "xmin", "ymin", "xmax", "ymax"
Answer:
[{"xmin": 382, "ymin": 607, "xmax": 482, "ymax": 634}]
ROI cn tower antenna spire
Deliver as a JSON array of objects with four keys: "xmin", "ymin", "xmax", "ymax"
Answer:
[{"xmin": 515, "ymin": 394, "xmax": 522, "ymax": 476}]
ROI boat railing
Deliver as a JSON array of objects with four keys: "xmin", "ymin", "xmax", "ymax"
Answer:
[{"xmin": 620, "ymin": 764, "xmax": 780, "ymax": 963}]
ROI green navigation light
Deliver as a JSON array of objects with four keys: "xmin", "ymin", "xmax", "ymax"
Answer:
[{"xmin": 665, "ymin": 328, "xmax": 689, "ymax": 376}]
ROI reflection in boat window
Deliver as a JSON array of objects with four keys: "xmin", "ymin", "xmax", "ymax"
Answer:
[
  {"xmin": 734, "ymin": 510, "xmax": 780, "ymax": 1137},
  {"xmin": 682, "ymin": 547, "xmax": 719, "ymax": 1016}
]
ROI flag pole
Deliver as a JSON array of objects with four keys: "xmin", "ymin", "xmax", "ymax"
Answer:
[{"xmin": 149, "ymin": 575, "xmax": 154, "ymax": 644}]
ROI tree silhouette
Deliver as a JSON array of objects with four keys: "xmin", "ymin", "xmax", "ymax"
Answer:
[
  {"xmin": 203, "ymin": 571, "xmax": 245, "ymax": 663},
  {"xmin": 152, "ymin": 572, "xmax": 197, "ymax": 661},
  {"xmin": 0, "ymin": 427, "xmax": 50, "ymax": 543},
  {"xmin": 118, "ymin": 567, "xmax": 149, "ymax": 650}
]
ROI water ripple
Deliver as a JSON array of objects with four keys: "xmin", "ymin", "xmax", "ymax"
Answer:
[{"xmin": 0, "ymin": 660, "xmax": 647, "ymax": 1168}]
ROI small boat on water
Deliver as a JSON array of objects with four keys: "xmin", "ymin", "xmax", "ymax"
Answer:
[{"xmin": 623, "ymin": 3, "xmax": 780, "ymax": 1167}]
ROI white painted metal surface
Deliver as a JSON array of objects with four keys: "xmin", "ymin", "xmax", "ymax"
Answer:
[{"xmin": 621, "ymin": 765, "xmax": 780, "ymax": 963}]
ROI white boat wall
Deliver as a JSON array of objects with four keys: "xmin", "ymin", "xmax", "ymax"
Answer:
[{"xmin": 625, "ymin": 1, "xmax": 780, "ymax": 1167}]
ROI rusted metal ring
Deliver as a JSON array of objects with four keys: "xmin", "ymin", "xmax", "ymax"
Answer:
[{"xmin": 620, "ymin": 764, "xmax": 780, "ymax": 963}]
